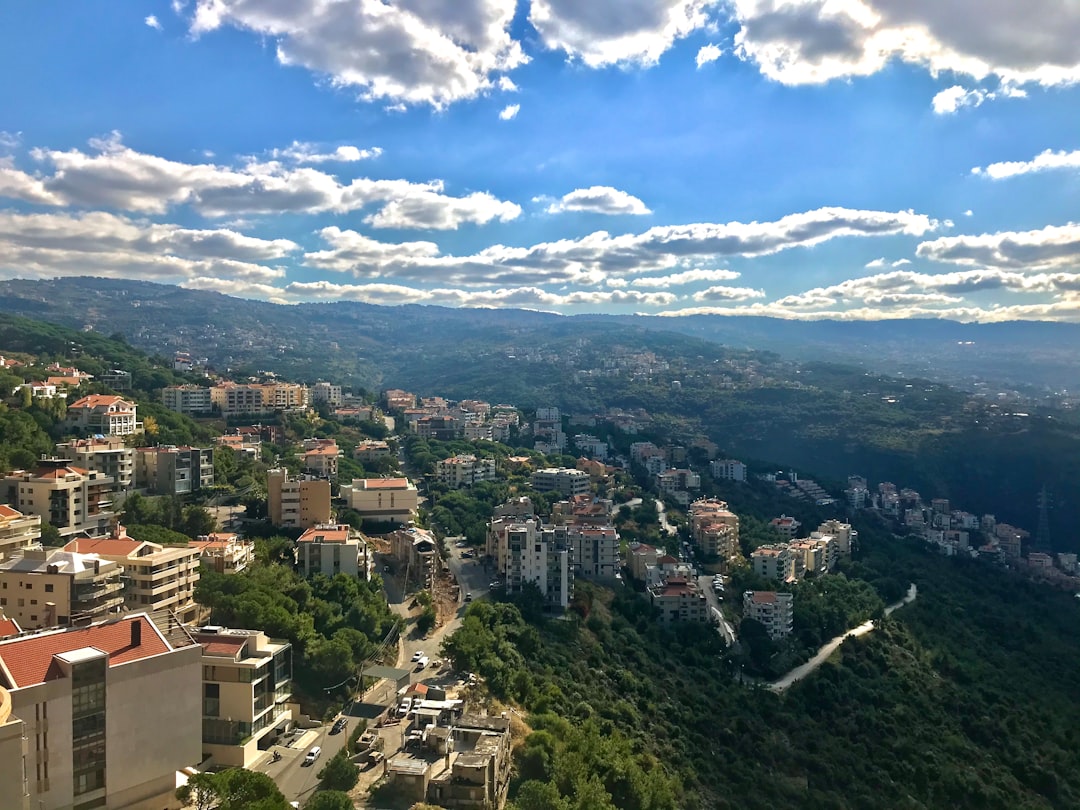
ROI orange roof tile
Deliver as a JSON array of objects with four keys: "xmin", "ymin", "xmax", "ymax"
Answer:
[
  {"xmin": 298, "ymin": 525, "xmax": 351, "ymax": 544},
  {"xmin": 198, "ymin": 635, "xmax": 249, "ymax": 658},
  {"xmin": 0, "ymin": 618, "xmax": 20, "ymax": 639},
  {"xmin": 0, "ymin": 616, "xmax": 170, "ymax": 689},
  {"xmin": 360, "ymin": 478, "xmax": 410, "ymax": 489},
  {"xmin": 750, "ymin": 591, "xmax": 778, "ymax": 604},
  {"xmin": 0, "ymin": 505, "xmax": 25, "ymax": 519},
  {"xmin": 69, "ymin": 394, "xmax": 131, "ymax": 409},
  {"xmin": 64, "ymin": 538, "xmax": 147, "ymax": 557}
]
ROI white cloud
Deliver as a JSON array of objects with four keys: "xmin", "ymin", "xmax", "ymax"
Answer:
[
  {"xmin": 0, "ymin": 132, "xmax": 20, "ymax": 152},
  {"xmin": 892, "ymin": 258, "xmax": 911, "ymax": 266},
  {"xmin": 973, "ymin": 148, "xmax": 1080, "ymax": 180},
  {"xmin": 529, "ymin": 0, "xmax": 716, "ymax": 67},
  {"xmin": 630, "ymin": 268, "xmax": 740, "ymax": 287},
  {"xmin": 546, "ymin": 186, "xmax": 652, "ymax": 216},
  {"xmin": 0, "ymin": 210, "xmax": 291, "ymax": 284},
  {"xmin": 498, "ymin": 103, "xmax": 520, "ymax": 120},
  {"xmin": 1, "ymin": 135, "xmax": 519, "ymax": 229},
  {"xmin": 931, "ymin": 85, "xmax": 987, "ymax": 114},
  {"xmin": 188, "ymin": 0, "xmax": 528, "ymax": 108},
  {"xmin": 917, "ymin": 224, "xmax": 1080, "ymax": 272},
  {"xmin": 696, "ymin": 43, "xmax": 724, "ymax": 67},
  {"xmin": 964, "ymin": 209, "xmax": 974, "ymax": 217},
  {"xmin": 145, "ymin": 15, "xmax": 163, "ymax": 30},
  {"xmin": 691, "ymin": 285, "xmax": 766, "ymax": 301},
  {"xmin": 865, "ymin": 257, "xmax": 886, "ymax": 268},
  {"xmin": 270, "ymin": 142, "xmax": 382, "ymax": 164},
  {"xmin": 729, "ymin": 0, "xmax": 1080, "ymax": 93},
  {"xmin": 497, "ymin": 76, "xmax": 518, "ymax": 91},
  {"xmin": 303, "ymin": 206, "xmax": 938, "ymax": 286}
]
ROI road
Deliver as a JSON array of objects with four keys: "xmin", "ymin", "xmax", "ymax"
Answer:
[
  {"xmin": 615, "ymin": 497, "xmax": 676, "ymax": 537},
  {"xmin": 768, "ymin": 583, "xmax": 918, "ymax": 693},
  {"xmin": 697, "ymin": 575, "xmax": 737, "ymax": 645},
  {"xmin": 256, "ymin": 714, "xmax": 360, "ymax": 806}
]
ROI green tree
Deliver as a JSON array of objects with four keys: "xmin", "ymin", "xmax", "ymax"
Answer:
[
  {"xmin": 317, "ymin": 749, "xmax": 360, "ymax": 792},
  {"xmin": 175, "ymin": 772, "xmax": 218, "ymax": 810},
  {"xmin": 39, "ymin": 522, "xmax": 64, "ymax": 547},
  {"xmin": 214, "ymin": 768, "xmax": 289, "ymax": 810},
  {"xmin": 304, "ymin": 792, "xmax": 354, "ymax": 810},
  {"xmin": 511, "ymin": 780, "xmax": 570, "ymax": 810}
]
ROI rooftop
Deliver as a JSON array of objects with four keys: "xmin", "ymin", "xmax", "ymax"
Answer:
[
  {"xmin": 298, "ymin": 524, "xmax": 353, "ymax": 544},
  {"xmin": 357, "ymin": 477, "xmax": 412, "ymax": 490}
]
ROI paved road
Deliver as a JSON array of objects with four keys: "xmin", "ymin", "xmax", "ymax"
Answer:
[
  {"xmin": 768, "ymin": 584, "xmax": 918, "ymax": 693},
  {"xmin": 256, "ymin": 714, "xmax": 360, "ymax": 805},
  {"xmin": 614, "ymin": 497, "xmax": 676, "ymax": 537},
  {"xmin": 697, "ymin": 575, "xmax": 737, "ymax": 645}
]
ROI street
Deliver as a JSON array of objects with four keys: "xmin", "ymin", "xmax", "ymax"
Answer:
[
  {"xmin": 697, "ymin": 574, "xmax": 737, "ymax": 645},
  {"xmin": 255, "ymin": 714, "xmax": 359, "ymax": 806}
]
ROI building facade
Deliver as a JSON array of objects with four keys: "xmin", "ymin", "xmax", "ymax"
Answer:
[
  {"xmin": 66, "ymin": 395, "xmax": 140, "ymax": 437},
  {"xmin": 55, "ymin": 437, "xmax": 135, "ymax": 493},
  {"xmin": 743, "ymin": 591, "xmax": 794, "ymax": 639},
  {"xmin": 0, "ymin": 548, "xmax": 124, "ymax": 629},
  {"xmin": 296, "ymin": 524, "xmax": 367, "ymax": 579},
  {"xmin": 529, "ymin": 468, "xmax": 591, "ymax": 497},
  {"xmin": 436, "ymin": 455, "xmax": 497, "ymax": 489},
  {"xmin": 0, "ymin": 505, "xmax": 41, "ymax": 561},
  {"xmin": 340, "ymin": 478, "xmax": 418, "ymax": 526},
  {"xmin": 3, "ymin": 461, "xmax": 116, "ymax": 539},
  {"xmin": 135, "ymin": 446, "xmax": 215, "ymax": 496},
  {"xmin": 267, "ymin": 469, "xmax": 333, "ymax": 530},
  {"xmin": 161, "ymin": 385, "xmax": 214, "ymax": 415}
]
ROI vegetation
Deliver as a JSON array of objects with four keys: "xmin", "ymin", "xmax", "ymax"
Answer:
[
  {"xmin": 317, "ymin": 749, "xmax": 360, "ymax": 792},
  {"xmin": 176, "ymin": 768, "xmax": 288, "ymax": 810},
  {"xmin": 304, "ymin": 792, "xmax": 355, "ymax": 810}
]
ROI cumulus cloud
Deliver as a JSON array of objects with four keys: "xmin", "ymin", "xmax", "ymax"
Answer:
[
  {"xmin": 271, "ymin": 142, "xmax": 382, "ymax": 164},
  {"xmin": 630, "ymin": 268, "xmax": 740, "ymax": 287},
  {"xmin": 0, "ymin": 210, "xmax": 292, "ymax": 284},
  {"xmin": 188, "ymin": 0, "xmax": 528, "ymax": 108},
  {"xmin": 729, "ymin": 0, "xmax": 1080, "ymax": 92},
  {"xmin": 497, "ymin": 76, "xmax": 518, "ymax": 91},
  {"xmin": 145, "ymin": 15, "xmax": 163, "ymax": 30},
  {"xmin": 530, "ymin": 0, "xmax": 716, "ymax": 67},
  {"xmin": 0, "ymin": 135, "xmax": 519, "ymax": 229},
  {"xmin": 916, "ymin": 224, "xmax": 1080, "ymax": 272},
  {"xmin": 498, "ymin": 103, "xmax": 520, "ymax": 120},
  {"xmin": 303, "ymin": 206, "xmax": 938, "ymax": 286},
  {"xmin": 932, "ymin": 85, "xmax": 988, "ymax": 114},
  {"xmin": 546, "ymin": 186, "xmax": 652, "ymax": 216},
  {"xmin": 691, "ymin": 285, "xmax": 766, "ymax": 301},
  {"xmin": 696, "ymin": 43, "xmax": 724, "ymax": 67},
  {"xmin": 973, "ymin": 148, "xmax": 1080, "ymax": 180}
]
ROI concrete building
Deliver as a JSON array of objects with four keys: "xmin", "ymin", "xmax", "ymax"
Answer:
[
  {"xmin": 55, "ymin": 437, "xmax": 135, "ymax": 493},
  {"xmin": 194, "ymin": 625, "xmax": 292, "ymax": 768},
  {"xmin": 689, "ymin": 498, "xmax": 740, "ymax": 562},
  {"xmin": 656, "ymin": 468, "xmax": 701, "ymax": 495},
  {"xmin": 627, "ymin": 542, "xmax": 659, "ymax": 582},
  {"xmin": 66, "ymin": 394, "xmax": 141, "ymax": 436},
  {"xmin": 817, "ymin": 519, "xmax": 857, "ymax": 555},
  {"xmin": 267, "ymin": 468, "xmax": 333, "ymax": 530},
  {"xmin": 189, "ymin": 533, "xmax": 255, "ymax": 575},
  {"xmin": 302, "ymin": 440, "xmax": 341, "ymax": 479},
  {"xmin": 135, "ymin": 445, "xmax": 214, "ymax": 496},
  {"xmin": 751, "ymin": 545, "xmax": 796, "ymax": 583},
  {"xmin": 0, "ymin": 547, "xmax": 124, "ymax": 629},
  {"xmin": 710, "ymin": 459, "xmax": 747, "ymax": 482},
  {"xmin": 387, "ymin": 527, "xmax": 438, "ymax": 591},
  {"xmin": 354, "ymin": 440, "xmax": 392, "ymax": 463},
  {"xmin": 529, "ymin": 467, "xmax": 591, "ymax": 497},
  {"xmin": 770, "ymin": 515, "xmax": 802, "ymax": 540},
  {"xmin": 161, "ymin": 384, "xmax": 213, "ymax": 415},
  {"xmin": 0, "ymin": 614, "xmax": 202, "ymax": 810},
  {"xmin": 65, "ymin": 530, "xmax": 202, "ymax": 622},
  {"xmin": 0, "ymin": 505, "xmax": 41, "ymax": 561},
  {"xmin": 743, "ymin": 591, "xmax": 794, "ymax": 639},
  {"xmin": 566, "ymin": 525, "xmax": 620, "ymax": 580},
  {"xmin": 648, "ymin": 576, "xmax": 708, "ymax": 624},
  {"xmin": 436, "ymin": 455, "xmax": 497, "ymax": 488},
  {"xmin": 496, "ymin": 519, "xmax": 572, "ymax": 609},
  {"xmin": 296, "ymin": 524, "xmax": 368, "ymax": 579},
  {"xmin": 210, "ymin": 382, "xmax": 309, "ymax": 416},
  {"xmin": 340, "ymin": 478, "xmax": 418, "ymax": 526},
  {"xmin": 311, "ymin": 381, "xmax": 343, "ymax": 407},
  {"xmin": 3, "ymin": 460, "xmax": 116, "ymax": 539}
]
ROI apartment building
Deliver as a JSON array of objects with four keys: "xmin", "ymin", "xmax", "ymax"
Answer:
[
  {"xmin": 817, "ymin": 519, "xmax": 858, "ymax": 555},
  {"xmin": 383, "ymin": 389, "xmax": 417, "ymax": 411},
  {"xmin": 311, "ymin": 381, "xmax": 343, "ymax": 407},
  {"xmin": 296, "ymin": 524, "xmax": 367, "ymax": 579},
  {"xmin": 497, "ymin": 519, "xmax": 572, "ymax": 609},
  {"xmin": 648, "ymin": 576, "xmax": 708, "ymax": 624},
  {"xmin": 195, "ymin": 626, "xmax": 292, "ymax": 768},
  {"xmin": 0, "ymin": 614, "xmax": 202, "ymax": 810},
  {"xmin": 689, "ymin": 498, "xmax": 741, "ymax": 562},
  {"xmin": 66, "ymin": 394, "xmax": 141, "ymax": 436},
  {"xmin": 657, "ymin": 468, "xmax": 701, "ymax": 494},
  {"xmin": 751, "ymin": 545, "xmax": 797, "ymax": 583},
  {"xmin": 210, "ymin": 382, "xmax": 309, "ymax": 416},
  {"xmin": 135, "ymin": 445, "xmax": 215, "ymax": 496},
  {"xmin": 65, "ymin": 531, "xmax": 202, "ymax": 622},
  {"xmin": 302, "ymin": 440, "xmax": 341, "ymax": 479},
  {"xmin": 189, "ymin": 533, "xmax": 255, "ymax": 575},
  {"xmin": 0, "ymin": 505, "xmax": 41, "ymax": 561},
  {"xmin": 354, "ymin": 440, "xmax": 392, "ymax": 463},
  {"xmin": 267, "ymin": 468, "xmax": 332, "ymax": 530},
  {"xmin": 436, "ymin": 454, "xmax": 497, "ymax": 488},
  {"xmin": 770, "ymin": 515, "xmax": 802, "ymax": 540},
  {"xmin": 55, "ymin": 437, "xmax": 135, "ymax": 493},
  {"xmin": 529, "ymin": 467, "xmax": 590, "ymax": 497},
  {"xmin": 339, "ymin": 477, "xmax": 418, "ymax": 526},
  {"xmin": 415, "ymin": 415, "xmax": 460, "ymax": 440},
  {"xmin": 161, "ymin": 384, "xmax": 214, "ymax": 415},
  {"xmin": 3, "ymin": 460, "xmax": 116, "ymax": 539},
  {"xmin": 566, "ymin": 525, "xmax": 620, "ymax": 580},
  {"xmin": 0, "ymin": 548, "xmax": 124, "ymax": 629},
  {"xmin": 387, "ymin": 527, "xmax": 438, "ymax": 590},
  {"xmin": 710, "ymin": 459, "xmax": 747, "ymax": 482},
  {"xmin": 743, "ymin": 590, "xmax": 794, "ymax": 639},
  {"xmin": 627, "ymin": 542, "xmax": 659, "ymax": 581}
]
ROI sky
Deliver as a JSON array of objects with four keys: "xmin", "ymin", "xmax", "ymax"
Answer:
[{"xmin": 1, "ymin": 1, "xmax": 1079, "ymax": 322}]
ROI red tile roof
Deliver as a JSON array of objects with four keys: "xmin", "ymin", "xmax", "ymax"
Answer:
[
  {"xmin": 750, "ymin": 591, "xmax": 778, "ymax": 604},
  {"xmin": 298, "ymin": 525, "xmax": 351, "ymax": 544},
  {"xmin": 657, "ymin": 555, "xmax": 679, "ymax": 565},
  {"xmin": 64, "ymin": 538, "xmax": 148, "ymax": 557},
  {"xmin": 0, "ymin": 505, "xmax": 25, "ymax": 520},
  {"xmin": 0, "ymin": 616, "xmax": 171, "ymax": 689},
  {"xmin": 0, "ymin": 618, "xmax": 20, "ymax": 639},
  {"xmin": 69, "ymin": 394, "xmax": 133, "ymax": 410},
  {"xmin": 360, "ymin": 478, "xmax": 410, "ymax": 489},
  {"xmin": 197, "ymin": 635, "xmax": 249, "ymax": 658}
]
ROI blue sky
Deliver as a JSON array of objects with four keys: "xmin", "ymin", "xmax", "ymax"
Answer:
[{"xmin": 1, "ymin": 0, "xmax": 1079, "ymax": 321}]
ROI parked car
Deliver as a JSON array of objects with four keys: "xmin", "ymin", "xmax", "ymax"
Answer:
[
  {"xmin": 415, "ymin": 655, "xmax": 429, "ymax": 670},
  {"xmin": 410, "ymin": 650, "xmax": 424, "ymax": 662},
  {"xmin": 464, "ymin": 592, "xmax": 473, "ymax": 602},
  {"xmin": 398, "ymin": 700, "xmax": 412, "ymax": 715},
  {"xmin": 303, "ymin": 746, "xmax": 321, "ymax": 766},
  {"xmin": 489, "ymin": 581, "xmax": 503, "ymax": 590},
  {"xmin": 331, "ymin": 717, "xmax": 347, "ymax": 734}
]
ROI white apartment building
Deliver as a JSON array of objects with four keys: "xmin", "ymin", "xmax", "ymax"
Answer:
[
  {"xmin": 0, "ymin": 505, "xmax": 41, "ymax": 561},
  {"xmin": 817, "ymin": 519, "xmax": 858, "ymax": 555},
  {"xmin": 194, "ymin": 626, "xmax": 293, "ymax": 768},
  {"xmin": 529, "ymin": 468, "xmax": 591, "ymax": 497},
  {"xmin": 0, "ymin": 614, "xmax": 202, "ymax": 810},
  {"xmin": 496, "ymin": 519, "xmax": 572, "ymax": 609},
  {"xmin": 66, "ymin": 394, "xmax": 141, "ymax": 436},
  {"xmin": 339, "ymin": 478, "xmax": 418, "ymax": 526},
  {"xmin": 751, "ymin": 545, "xmax": 796, "ymax": 583},
  {"xmin": 296, "ymin": 524, "xmax": 367, "ymax": 579},
  {"xmin": 311, "ymin": 381, "xmax": 343, "ymax": 406},
  {"xmin": 566, "ymin": 525, "xmax": 620, "ymax": 580},
  {"xmin": 55, "ymin": 437, "xmax": 135, "ymax": 493},
  {"xmin": 743, "ymin": 590, "xmax": 794, "ymax": 639},
  {"xmin": 770, "ymin": 515, "xmax": 802, "ymax": 540},
  {"xmin": 3, "ymin": 460, "xmax": 116, "ymax": 539},
  {"xmin": 161, "ymin": 384, "xmax": 213, "ymax": 415},
  {"xmin": 710, "ymin": 459, "xmax": 747, "ymax": 482},
  {"xmin": 436, "ymin": 455, "xmax": 498, "ymax": 488},
  {"xmin": 189, "ymin": 533, "xmax": 255, "ymax": 575},
  {"xmin": 0, "ymin": 548, "xmax": 124, "ymax": 629}
]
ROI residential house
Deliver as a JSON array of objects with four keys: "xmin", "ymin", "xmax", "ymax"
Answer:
[
  {"xmin": 354, "ymin": 440, "xmax": 392, "ymax": 463},
  {"xmin": 339, "ymin": 477, "xmax": 418, "ymax": 526},
  {"xmin": 55, "ymin": 437, "xmax": 135, "ymax": 493},
  {"xmin": 0, "ymin": 547, "xmax": 124, "ymax": 629},
  {"xmin": 135, "ymin": 446, "xmax": 215, "ymax": 496},
  {"xmin": 161, "ymin": 384, "xmax": 213, "ymax": 415},
  {"xmin": 3, "ymin": 460, "xmax": 115, "ymax": 539},
  {"xmin": 66, "ymin": 394, "xmax": 141, "ymax": 436},
  {"xmin": 64, "ymin": 530, "xmax": 202, "ymax": 622},
  {"xmin": 627, "ymin": 542, "xmax": 659, "ymax": 581},
  {"xmin": 302, "ymin": 439, "xmax": 341, "ymax": 479},
  {"xmin": 436, "ymin": 455, "xmax": 497, "ymax": 489},
  {"xmin": 529, "ymin": 467, "xmax": 590, "ymax": 497},
  {"xmin": 751, "ymin": 545, "xmax": 796, "ymax": 583},
  {"xmin": 743, "ymin": 591, "xmax": 794, "ymax": 639},
  {"xmin": 383, "ymin": 389, "xmax": 417, "ymax": 411},
  {"xmin": 0, "ymin": 505, "xmax": 41, "ymax": 561},
  {"xmin": 0, "ymin": 614, "xmax": 202, "ymax": 810},
  {"xmin": 770, "ymin": 515, "xmax": 801, "ymax": 540},
  {"xmin": 267, "ymin": 468, "xmax": 332, "ymax": 530},
  {"xmin": 648, "ymin": 575, "xmax": 708, "ymax": 624},
  {"xmin": 189, "ymin": 533, "xmax": 255, "ymax": 575},
  {"xmin": 296, "ymin": 524, "xmax": 368, "ymax": 579},
  {"xmin": 194, "ymin": 625, "xmax": 292, "ymax": 768}
]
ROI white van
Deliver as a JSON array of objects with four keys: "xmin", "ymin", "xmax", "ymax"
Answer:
[{"xmin": 303, "ymin": 746, "xmax": 321, "ymax": 766}]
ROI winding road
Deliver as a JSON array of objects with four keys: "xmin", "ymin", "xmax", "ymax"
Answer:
[{"xmin": 768, "ymin": 583, "xmax": 918, "ymax": 693}]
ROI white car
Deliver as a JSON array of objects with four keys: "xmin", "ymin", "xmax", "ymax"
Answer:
[
  {"xmin": 415, "ymin": 655, "xmax": 429, "ymax": 670},
  {"xmin": 303, "ymin": 746, "xmax": 321, "ymax": 766},
  {"xmin": 410, "ymin": 651, "xmax": 424, "ymax": 663}
]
